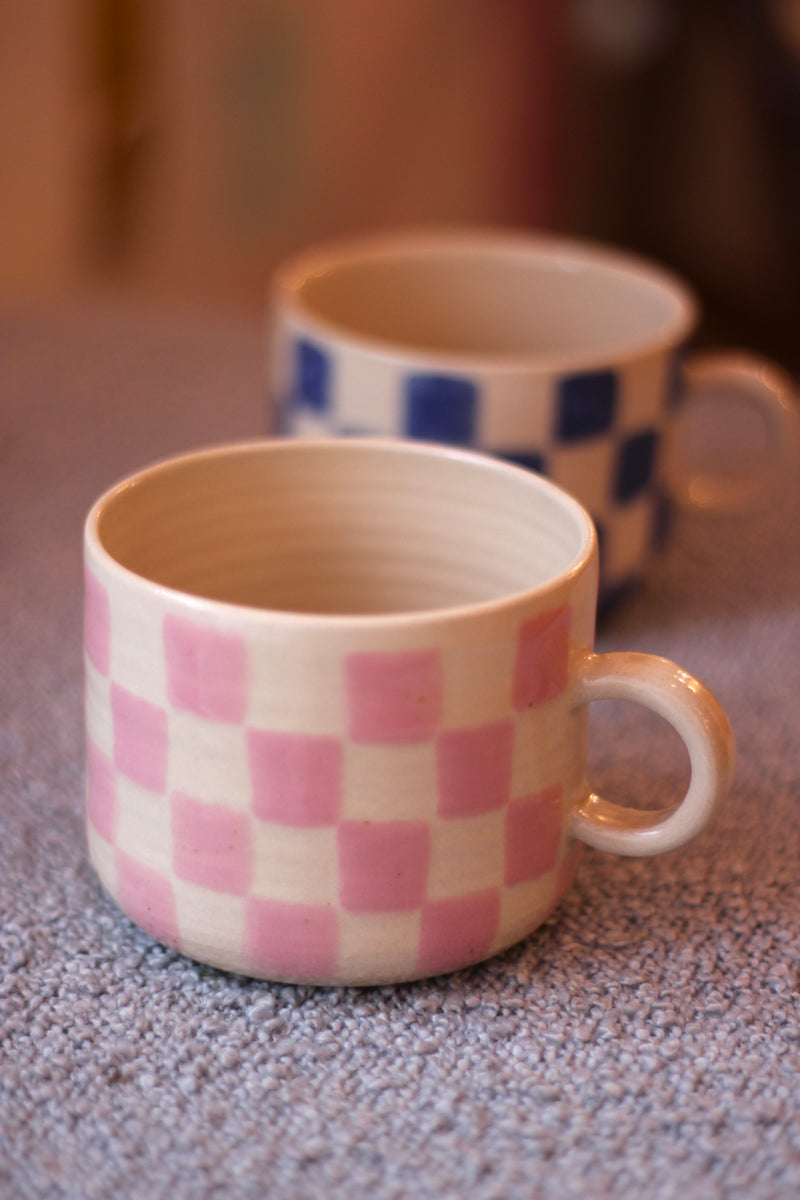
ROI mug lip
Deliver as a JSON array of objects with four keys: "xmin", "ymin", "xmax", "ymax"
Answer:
[
  {"xmin": 84, "ymin": 437, "xmax": 598, "ymax": 630},
  {"xmin": 272, "ymin": 225, "xmax": 699, "ymax": 373}
]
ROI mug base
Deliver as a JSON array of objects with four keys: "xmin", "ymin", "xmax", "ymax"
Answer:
[{"xmin": 87, "ymin": 830, "xmax": 584, "ymax": 988}]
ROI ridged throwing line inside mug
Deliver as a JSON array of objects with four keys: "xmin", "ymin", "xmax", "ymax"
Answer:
[{"xmin": 93, "ymin": 437, "xmax": 591, "ymax": 615}]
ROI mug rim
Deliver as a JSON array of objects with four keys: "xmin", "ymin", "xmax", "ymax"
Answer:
[
  {"xmin": 85, "ymin": 437, "xmax": 598, "ymax": 630},
  {"xmin": 272, "ymin": 225, "xmax": 699, "ymax": 373}
]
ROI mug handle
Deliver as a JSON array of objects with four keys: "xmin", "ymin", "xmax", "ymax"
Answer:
[
  {"xmin": 570, "ymin": 651, "xmax": 735, "ymax": 856},
  {"xmin": 663, "ymin": 350, "xmax": 798, "ymax": 514}
]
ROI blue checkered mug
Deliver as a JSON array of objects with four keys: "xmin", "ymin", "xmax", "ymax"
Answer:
[{"xmin": 269, "ymin": 229, "xmax": 796, "ymax": 600}]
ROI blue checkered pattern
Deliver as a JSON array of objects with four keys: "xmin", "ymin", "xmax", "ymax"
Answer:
[{"xmin": 277, "ymin": 336, "xmax": 676, "ymax": 596}]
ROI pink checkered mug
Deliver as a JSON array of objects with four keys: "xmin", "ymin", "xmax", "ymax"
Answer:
[{"xmin": 83, "ymin": 439, "xmax": 735, "ymax": 985}]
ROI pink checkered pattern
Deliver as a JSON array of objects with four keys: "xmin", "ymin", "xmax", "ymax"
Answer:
[{"xmin": 84, "ymin": 575, "xmax": 581, "ymax": 983}]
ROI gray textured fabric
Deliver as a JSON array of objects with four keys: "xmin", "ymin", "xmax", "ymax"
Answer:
[{"xmin": 2, "ymin": 299, "xmax": 799, "ymax": 1200}]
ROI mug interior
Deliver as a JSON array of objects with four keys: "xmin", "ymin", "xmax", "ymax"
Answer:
[
  {"xmin": 282, "ymin": 233, "xmax": 694, "ymax": 363},
  {"xmin": 91, "ymin": 441, "xmax": 594, "ymax": 616}
]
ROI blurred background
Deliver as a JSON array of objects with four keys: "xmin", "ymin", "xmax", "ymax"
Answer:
[{"xmin": 2, "ymin": 0, "xmax": 800, "ymax": 369}]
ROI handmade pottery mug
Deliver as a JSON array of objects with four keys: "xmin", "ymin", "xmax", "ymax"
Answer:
[
  {"xmin": 84, "ymin": 439, "xmax": 734, "ymax": 986},
  {"xmin": 270, "ymin": 228, "xmax": 796, "ymax": 599}
]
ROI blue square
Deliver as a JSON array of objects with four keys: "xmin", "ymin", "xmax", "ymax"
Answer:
[
  {"xmin": 403, "ymin": 374, "xmax": 478, "ymax": 445},
  {"xmin": 614, "ymin": 430, "xmax": 659, "ymax": 502},
  {"xmin": 598, "ymin": 577, "xmax": 638, "ymax": 613},
  {"xmin": 295, "ymin": 339, "xmax": 331, "ymax": 414},
  {"xmin": 498, "ymin": 450, "xmax": 547, "ymax": 475},
  {"xmin": 556, "ymin": 371, "xmax": 617, "ymax": 441},
  {"xmin": 594, "ymin": 521, "xmax": 611, "ymax": 598}
]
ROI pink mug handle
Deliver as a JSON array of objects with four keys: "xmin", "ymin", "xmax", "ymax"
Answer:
[{"xmin": 570, "ymin": 651, "xmax": 735, "ymax": 857}]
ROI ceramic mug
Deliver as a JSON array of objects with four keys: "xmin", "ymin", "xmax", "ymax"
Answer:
[
  {"xmin": 84, "ymin": 439, "xmax": 734, "ymax": 986},
  {"xmin": 269, "ymin": 229, "xmax": 796, "ymax": 599}
]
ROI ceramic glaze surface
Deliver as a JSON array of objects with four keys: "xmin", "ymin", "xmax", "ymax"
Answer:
[{"xmin": 84, "ymin": 439, "xmax": 734, "ymax": 985}]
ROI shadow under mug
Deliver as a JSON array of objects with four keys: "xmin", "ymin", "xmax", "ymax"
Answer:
[
  {"xmin": 269, "ymin": 229, "xmax": 796, "ymax": 600},
  {"xmin": 84, "ymin": 439, "xmax": 734, "ymax": 986}
]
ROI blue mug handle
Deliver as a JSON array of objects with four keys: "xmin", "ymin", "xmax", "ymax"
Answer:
[{"xmin": 663, "ymin": 350, "xmax": 798, "ymax": 514}]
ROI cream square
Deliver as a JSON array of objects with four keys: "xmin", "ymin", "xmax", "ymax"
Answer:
[
  {"xmin": 287, "ymin": 410, "xmax": 333, "ymax": 438},
  {"xmin": 548, "ymin": 437, "xmax": 617, "ymax": 521},
  {"xmin": 427, "ymin": 811, "xmax": 505, "ymax": 901},
  {"xmin": 85, "ymin": 661, "xmax": 113, "ymax": 757},
  {"xmin": 87, "ymin": 822, "xmax": 116, "ymax": 892},
  {"xmin": 172, "ymin": 878, "xmax": 246, "ymax": 974},
  {"xmin": 440, "ymin": 636, "xmax": 516, "ymax": 729},
  {"xmin": 116, "ymin": 775, "xmax": 174, "ymax": 877},
  {"xmin": 109, "ymin": 592, "xmax": 167, "ymax": 706},
  {"xmin": 335, "ymin": 352, "xmax": 402, "ymax": 433},
  {"xmin": 603, "ymin": 496, "xmax": 657, "ymax": 586},
  {"xmin": 337, "ymin": 910, "xmax": 421, "ymax": 985},
  {"xmin": 478, "ymin": 372, "xmax": 554, "ymax": 451},
  {"xmin": 498, "ymin": 875, "xmax": 557, "ymax": 951},
  {"xmin": 510, "ymin": 701, "xmax": 576, "ymax": 801},
  {"xmin": 267, "ymin": 320, "xmax": 294, "ymax": 419},
  {"xmin": 618, "ymin": 353, "xmax": 670, "ymax": 432},
  {"xmin": 246, "ymin": 630, "xmax": 344, "ymax": 735},
  {"xmin": 342, "ymin": 741, "xmax": 437, "ymax": 822},
  {"xmin": 167, "ymin": 713, "xmax": 250, "ymax": 810},
  {"xmin": 569, "ymin": 576, "xmax": 599, "ymax": 653},
  {"xmin": 250, "ymin": 821, "xmax": 338, "ymax": 905}
]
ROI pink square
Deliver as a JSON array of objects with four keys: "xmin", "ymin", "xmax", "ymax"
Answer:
[
  {"xmin": 244, "ymin": 898, "xmax": 337, "ymax": 982},
  {"xmin": 164, "ymin": 615, "xmax": 247, "ymax": 724},
  {"xmin": 84, "ymin": 567, "xmax": 111, "ymax": 675},
  {"xmin": 512, "ymin": 605, "xmax": 571, "ymax": 710},
  {"xmin": 114, "ymin": 849, "xmax": 180, "ymax": 949},
  {"xmin": 436, "ymin": 718, "xmax": 514, "ymax": 818},
  {"xmin": 338, "ymin": 821, "xmax": 430, "ymax": 912},
  {"xmin": 504, "ymin": 785, "xmax": 563, "ymax": 885},
  {"xmin": 345, "ymin": 649, "xmax": 443, "ymax": 745},
  {"xmin": 86, "ymin": 737, "xmax": 117, "ymax": 842},
  {"xmin": 247, "ymin": 730, "xmax": 342, "ymax": 826},
  {"xmin": 111, "ymin": 684, "xmax": 168, "ymax": 793},
  {"xmin": 171, "ymin": 791, "xmax": 252, "ymax": 895},
  {"xmin": 417, "ymin": 889, "xmax": 500, "ymax": 976}
]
